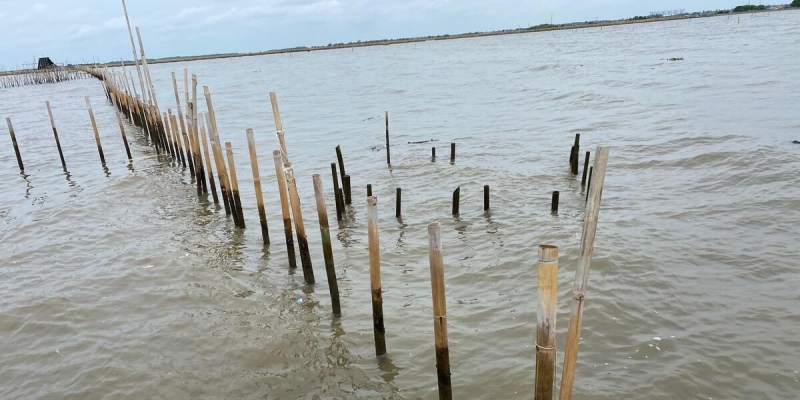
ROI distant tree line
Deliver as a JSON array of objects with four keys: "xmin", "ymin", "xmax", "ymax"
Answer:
[
  {"xmin": 732, "ymin": 4, "xmax": 767, "ymax": 12},
  {"xmin": 791, "ymin": 0, "xmax": 800, "ymax": 7}
]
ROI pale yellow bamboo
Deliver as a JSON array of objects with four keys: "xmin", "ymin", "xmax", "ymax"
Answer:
[
  {"xmin": 367, "ymin": 196, "xmax": 386, "ymax": 357},
  {"xmin": 428, "ymin": 222, "xmax": 451, "ymax": 400},
  {"xmin": 535, "ymin": 245, "xmax": 559, "ymax": 400},
  {"xmin": 284, "ymin": 162, "xmax": 314, "ymax": 283}
]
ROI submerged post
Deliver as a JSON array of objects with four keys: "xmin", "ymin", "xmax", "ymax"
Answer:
[
  {"xmin": 450, "ymin": 143, "xmax": 455, "ymax": 163},
  {"xmin": 535, "ymin": 245, "xmax": 559, "ymax": 400},
  {"xmin": 551, "ymin": 191, "xmax": 559, "ymax": 214},
  {"xmin": 200, "ymin": 117, "xmax": 219, "ymax": 205},
  {"xmin": 367, "ymin": 184, "xmax": 373, "ymax": 197},
  {"xmin": 585, "ymin": 167, "xmax": 594, "ymax": 202},
  {"xmin": 343, "ymin": 174, "xmax": 352, "ymax": 205},
  {"xmin": 116, "ymin": 112, "xmax": 133, "ymax": 162},
  {"xmin": 331, "ymin": 163, "xmax": 343, "ymax": 221},
  {"xmin": 285, "ymin": 162, "xmax": 314, "ymax": 284},
  {"xmin": 428, "ymin": 222, "xmax": 452, "ymax": 400},
  {"xmin": 273, "ymin": 151, "xmax": 297, "ymax": 269},
  {"xmin": 225, "ymin": 142, "xmax": 246, "ymax": 229},
  {"xmin": 85, "ymin": 97, "xmax": 106, "ymax": 166},
  {"xmin": 581, "ymin": 151, "xmax": 590, "ymax": 186},
  {"xmin": 396, "ymin": 188, "xmax": 402, "ymax": 218},
  {"xmin": 484, "ymin": 185, "xmax": 490, "ymax": 211},
  {"xmin": 385, "ymin": 111, "xmax": 390, "ymax": 165},
  {"xmin": 452, "ymin": 187, "xmax": 460, "ymax": 215},
  {"xmin": 336, "ymin": 145, "xmax": 346, "ymax": 185},
  {"xmin": 6, "ymin": 118, "xmax": 24, "ymax": 172},
  {"xmin": 432, "ymin": 147, "xmax": 436, "ymax": 162},
  {"xmin": 246, "ymin": 129, "xmax": 270, "ymax": 245},
  {"xmin": 367, "ymin": 196, "xmax": 386, "ymax": 357},
  {"xmin": 313, "ymin": 174, "xmax": 341, "ymax": 316},
  {"xmin": 45, "ymin": 102, "xmax": 67, "ymax": 170},
  {"xmin": 559, "ymin": 147, "xmax": 610, "ymax": 400}
]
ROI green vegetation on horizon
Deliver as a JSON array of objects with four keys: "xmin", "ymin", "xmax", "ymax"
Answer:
[
  {"xmin": 791, "ymin": 0, "xmax": 800, "ymax": 7},
  {"xmin": 732, "ymin": 4, "xmax": 768, "ymax": 12}
]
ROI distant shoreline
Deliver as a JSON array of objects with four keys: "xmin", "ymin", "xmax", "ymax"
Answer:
[{"xmin": 123, "ymin": 8, "xmax": 792, "ymax": 67}]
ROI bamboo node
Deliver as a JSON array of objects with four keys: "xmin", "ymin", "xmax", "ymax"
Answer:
[
  {"xmin": 571, "ymin": 290, "xmax": 586, "ymax": 301},
  {"xmin": 535, "ymin": 343, "xmax": 556, "ymax": 351}
]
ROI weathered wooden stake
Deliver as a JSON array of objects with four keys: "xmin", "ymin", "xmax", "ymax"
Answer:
[
  {"xmin": 559, "ymin": 147, "xmax": 609, "ymax": 400},
  {"xmin": 450, "ymin": 143, "xmax": 455, "ymax": 163},
  {"xmin": 169, "ymin": 113, "xmax": 187, "ymax": 167},
  {"xmin": 432, "ymin": 147, "xmax": 436, "ymax": 161},
  {"xmin": 45, "ymin": 102, "xmax": 67, "ymax": 170},
  {"xmin": 200, "ymin": 117, "xmax": 219, "ymax": 205},
  {"xmin": 396, "ymin": 188, "xmax": 402, "ymax": 218},
  {"xmin": 331, "ymin": 163, "xmax": 343, "ymax": 221},
  {"xmin": 273, "ymin": 151, "xmax": 297, "ymax": 269},
  {"xmin": 225, "ymin": 142, "xmax": 246, "ymax": 228},
  {"xmin": 484, "ymin": 185, "xmax": 490, "ymax": 211},
  {"xmin": 117, "ymin": 112, "xmax": 133, "ymax": 162},
  {"xmin": 343, "ymin": 174, "xmax": 352, "ymax": 205},
  {"xmin": 285, "ymin": 162, "xmax": 314, "ymax": 284},
  {"xmin": 385, "ymin": 111, "xmax": 390, "ymax": 165},
  {"xmin": 85, "ymin": 97, "xmax": 106, "ymax": 166},
  {"xmin": 5, "ymin": 118, "xmax": 23, "ymax": 171},
  {"xmin": 535, "ymin": 245, "xmax": 559, "ymax": 400},
  {"xmin": 336, "ymin": 145, "xmax": 346, "ymax": 185},
  {"xmin": 367, "ymin": 184, "xmax": 373, "ymax": 197},
  {"xmin": 452, "ymin": 187, "xmax": 460, "ymax": 215},
  {"xmin": 551, "ymin": 191, "xmax": 560, "ymax": 214},
  {"xmin": 581, "ymin": 151, "xmax": 591, "ymax": 186},
  {"xmin": 367, "ymin": 196, "xmax": 387, "ymax": 357},
  {"xmin": 428, "ymin": 222, "xmax": 452, "ymax": 400},
  {"xmin": 585, "ymin": 167, "xmax": 594, "ymax": 202},
  {"xmin": 313, "ymin": 174, "xmax": 341, "ymax": 316},
  {"xmin": 246, "ymin": 129, "xmax": 270, "ymax": 245},
  {"xmin": 337, "ymin": 188, "xmax": 345, "ymax": 217},
  {"xmin": 269, "ymin": 92, "xmax": 289, "ymax": 160}
]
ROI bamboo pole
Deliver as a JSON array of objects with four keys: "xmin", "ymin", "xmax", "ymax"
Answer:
[
  {"xmin": 45, "ymin": 102, "xmax": 66, "ymax": 170},
  {"xmin": 535, "ymin": 245, "xmax": 559, "ymax": 400},
  {"xmin": 225, "ymin": 142, "xmax": 246, "ymax": 228},
  {"xmin": 452, "ymin": 187, "xmax": 460, "ymax": 215},
  {"xmin": 335, "ymin": 145, "xmax": 346, "ymax": 186},
  {"xmin": 343, "ymin": 174, "xmax": 352, "ymax": 205},
  {"xmin": 581, "ymin": 151, "xmax": 591, "ymax": 186},
  {"xmin": 396, "ymin": 188, "xmax": 402, "ymax": 218},
  {"xmin": 201, "ymin": 115, "xmax": 219, "ymax": 205},
  {"xmin": 484, "ymin": 185, "xmax": 490, "ymax": 211},
  {"xmin": 385, "ymin": 111, "xmax": 391, "ymax": 165},
  {"xmin": 192, "ymin": 75, "xmax": 207, "ymax": 195},
  {"xmin": 558, "ymin": 147, "xmax": 610, "ymax": 400},
  {"xmin": 184, "ymin": 69, "xmax": 189, "ymax": 114},
  {"xmin": 85, "ymin": 97, "xmax": 106, "ymax": 166},
  {"xmin": 551, "ymin": 191, "xmax": 560, "ymax": 214},
  {"xmin": 181, "ymin": 113, "xmax": 195, "ymax": 175},
  {"xmin": 367, "ymin": 196, "xmax": 387, "ymax": 357},
  {"xmin": 312, "ymin": 174, "xmax": 341, "ymax": 316},
  {"xmin": 135, "ymin": 27, "xmax": 157, "ymax": 109},
  {"xmin": 432, "ymin": 147, "xmax": 436, "ymax": 161},
  {"xmin": 331, "ymin": 163, "xmax": 343, "ymax": 221},
  {"xmin": 171, "ymin": 72, "xmax": 191, "ymax": 164},
  {"xmin": 367, "ymin": 184, "xmax": 372, "ymax": 197},
  {"xmin": 571, "ymin": 134, "xmax": 581, "ymax": 175},
  {"xmin": 269, "ymin": 92, "xmax": 288, "ymax": 161},
  {"xmin": 118, "ymin": 111, "xmax": 133, "ymax": 162},
  {"xmin": 246, "ymin": 129, "xmax": 270, "ymax": 245},
  {"xmin": 169, "ymin": 111, "xmax": 187, "ymax": 167},
  {"xmin": 284, "ymin": 162, "xmax": 314, "ymax": 284},
  {"xmin": 121, "ymin": 0, "xmax": 148, "ymax": 116},
  {"xmin": 428, "ymin": 222, "xmax": 452, "ymax": 400},
  {"xmin": 203, "ymin": 87, "xmax": 232, "ymax": 213},
  {"xmin": 585, "ymin": 167, "xmax": 594, "ymax": 202},
  {"xmin": 161, "ymin": 111, "xmax": 176, "ymax": 159},
  {"xmin": 5, "ymin": 118, "xmax": 23, "ymax": 171},
  {"xmin": 450, "ymin": 143, "xmax": 455, "ymax": 163},
  {"xmin": 273, "ymin": 150, "xmax": 297, "ymax": 269}
]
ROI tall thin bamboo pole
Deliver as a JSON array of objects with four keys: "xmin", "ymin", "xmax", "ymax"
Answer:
[
  {"xmin": 273, "ymin": 151, "xmax": 297, "ymax": 269},
  {"xmin": 284, "ymin": 162, "xmax": 314, "ymax": 284},
  {"xmin": 335, "ymin": 145, "xmax": 346, "ymax": 187},
  {"xmin": 428, "ymin": 222, "xmax": 452, "ymax": 400},
  {"xmin": 269, "ymin": 92, "xmax": 288, "ymax": 161},
  {"xmin": 558, "ymin": 147, "xmax": 610, "ymax": 400},
  {"xmin": 367, "ymin": 196, "xmax": 387, "ymax": 357},
  {"xmin": 45, "ymin": 101, "xmax": 67, "ymax": 170},
  {"xmin": 118, "ymin": 111, "xmax": 133, "ymax": 162},
  {"xmin": 135, "ymin": 27, "xmax": 157, "ymax": 109},
  {"xmin": 246, "ymin": 129, "xmax": 270, "ymax": 245},
  {"xmin": 85, "ymin": 97, "xmax": 106, "ymax": 166},
  {"xmin": 535, "ymin": 245, "xmax": 559, "ymax": 400},
  {"xmin": 211, "ymin": 137, "xmax": 233, "ymax": 215},
  {"xmin": 168, "ymin": 112, "xmax": 186, "ymax": 167},
  {"xmin": 331, "ymin": 163, "xmax": 343, "ymax": 221},
  {"xmin": 171, "ymin": 72, "xmax": 190, "ymax": 162},
  {"xmin": 385, "ymin": 111, "xmax": 390, "ymax": 165},
  {"xmin": 120, "ymin": 0, "xmax": 148, "ymax": 114},
  {"xmin": 5, "ymin": 118, "xmax": 23, "ymax": 171},
  {"xmin": 192, "ymin": 75, "xmax": 207, "ymax": 195},
  {"xmin": 312, "ymin": 174, "xmax": 341, "ymax": 316},
  {"xmin": 201, "ymin": 116, "xmax": 219, "ymax": 205},
  {"xmin": 225, "ymin": 142, "xmax": 246, "ymax": 228}
]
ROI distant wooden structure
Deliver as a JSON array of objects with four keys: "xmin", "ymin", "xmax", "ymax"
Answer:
[{"xmin": 38, "ymin": 57, "xmax": 55, "ymax": 70}]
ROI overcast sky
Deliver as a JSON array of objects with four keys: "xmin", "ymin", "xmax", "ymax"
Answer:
[{"xmin": 1, "ymin": 0, "xmax": 749, "ymax": 67}]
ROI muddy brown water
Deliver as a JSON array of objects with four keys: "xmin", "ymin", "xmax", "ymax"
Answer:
[{"xmin": 2, "ymin": 11, "xmax": 800, "ymax": 399}]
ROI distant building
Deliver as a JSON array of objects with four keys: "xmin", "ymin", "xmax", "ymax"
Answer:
[{"xmin": 37, "ymin": 57, "xmax": 55, "ymax": 69}]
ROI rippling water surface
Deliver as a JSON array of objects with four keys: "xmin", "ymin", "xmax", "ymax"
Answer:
[{"xmin": 2, "ymin": 11, "xmax": 800, "ymax": 399}]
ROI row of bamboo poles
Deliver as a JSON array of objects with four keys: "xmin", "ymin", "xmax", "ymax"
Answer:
[
  {"xmin": 2, "ymin": 1, "xmax": 612, "ymax": 396},
  {"xmin": 0, "ymin": 67, "xmax": 90, "ymax": 89}
]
